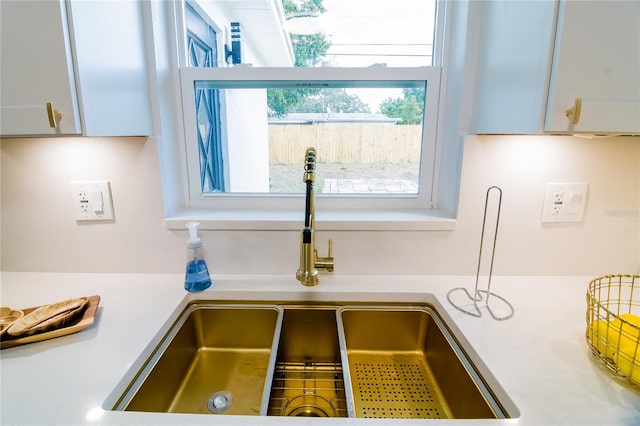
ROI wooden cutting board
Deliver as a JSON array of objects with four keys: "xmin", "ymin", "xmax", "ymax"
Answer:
[{"xmin": 0, "ymin": 295, "xmax": 100, "ymax": 349}]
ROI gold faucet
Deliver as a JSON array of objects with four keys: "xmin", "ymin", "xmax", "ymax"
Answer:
[{"xmin": 296, "ymin": 147, "xmax": 334, "ymax": 286}]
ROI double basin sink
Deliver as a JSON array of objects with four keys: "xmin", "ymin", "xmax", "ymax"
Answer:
[{"xmin": 107, "ymin": 297, "xmax": 517, "ymax": 420}]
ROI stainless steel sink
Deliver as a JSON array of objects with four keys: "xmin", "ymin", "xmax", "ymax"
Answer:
[
  {"xmin": 338, "ymin": 306, "xmax": 502, "ymax": 419},
  {"xmin": 110, "ymin": 303, "xmax": 282, "ymax": 415},
  {"xmin": 107, "ymin": 298, "xmax": 517, "ymax": 420}
]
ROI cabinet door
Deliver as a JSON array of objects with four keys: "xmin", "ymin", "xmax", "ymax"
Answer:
[
  {"xmin": 469, "ymin": 0, "xmax": 557, "ymax": 134},
  {"xmin": 0, "ymin": 0, "xmax": 81, "ymax": 136},
  {"xmin": 67, "ymin": 0, "xmax": 153, "ymax": 136},
  {"xmin": 545, "ymin": 0, "xmax": 640, "ymax": 134}
]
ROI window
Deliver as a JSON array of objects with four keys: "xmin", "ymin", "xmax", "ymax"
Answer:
[
  {"xmin": 181, "ymin": 66, "xmax": 440, "ymax": 211},
  {"xmin": 166, "ymin": 0, "xmax": 459, "ymax": 228}
]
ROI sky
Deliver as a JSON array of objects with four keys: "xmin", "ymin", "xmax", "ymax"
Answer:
[
  {"xmin": 282, "ymin": 0, "xmax": 436, "ymax": 110},
  {"xmin": 318, "ymin": 0, "xmax": 436, "ymax": 110},
  {"xmin": 322, "ymin": 0, "xmax": 436, "ymax": 67}
]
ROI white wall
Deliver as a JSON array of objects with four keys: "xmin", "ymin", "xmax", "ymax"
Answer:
[
  {"xmin": 224, "ymin": 88, "xmax": 270, "ymax": 192},
  {"xmin": 1, "ymin": 134, "xmax": 638, "ymax": 275}
]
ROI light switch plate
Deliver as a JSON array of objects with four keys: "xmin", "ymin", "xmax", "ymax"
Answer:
[
  {"xmin": 541, "ymin": 182, "xmax": 588, "ymax": 223},
  {"xmin": 70, "ymin": 181, "xmax": 115, "ymax": 221}
]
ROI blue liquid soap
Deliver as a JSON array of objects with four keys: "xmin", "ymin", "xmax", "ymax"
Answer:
[
  {"xmin": 183, "ymin": 222, "xmax": 212, "ymax": 292},
  {"xmin": 184, "ymin": 258, "xmax": 212, "ymax": 292}
]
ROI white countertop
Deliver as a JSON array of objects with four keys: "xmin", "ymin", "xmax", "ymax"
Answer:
[{"xmin": 1, "ymin": 272, "xmax": 639, "ymax": 425}]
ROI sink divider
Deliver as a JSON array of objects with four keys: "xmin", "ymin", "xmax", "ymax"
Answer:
[{"xmin": 259, "ymin": 306, "xmax": 285, "ymax": 416}]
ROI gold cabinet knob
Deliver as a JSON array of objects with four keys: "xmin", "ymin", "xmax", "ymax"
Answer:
[
  {"xmin": 565, "ymin": 97, "xmax": 582, "ymax": 125},
  {"xmin": 46, "ymin": 102, "xmax": 63, "ymax": 128}
]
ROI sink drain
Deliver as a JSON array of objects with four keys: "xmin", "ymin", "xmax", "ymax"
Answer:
[
  {"xmin": 287, "ymin": 405, "xmax": 330, "ymax": 417},
  {"xmin": 282, "ymin": 394, "xmax": 337, "ymax": 417},
  {"xmin": 208, "ymin": 391, "xmax": 233, "ymax": 414}
]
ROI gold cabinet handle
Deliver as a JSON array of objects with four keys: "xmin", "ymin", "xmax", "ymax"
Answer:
[
  {"xmin": 565, "ymin": 97, "xmax": 582, "ymax": 125},
  {"xmin": 46, "ymin": 102, "xmax": 62, "ymax": 128}
]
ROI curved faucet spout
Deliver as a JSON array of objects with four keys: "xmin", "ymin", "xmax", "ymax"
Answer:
[{"xmin": 296, "ymin": 147, "xmax": 334, "ymax": 286}]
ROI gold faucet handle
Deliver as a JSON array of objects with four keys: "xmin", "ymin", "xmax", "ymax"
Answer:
[{"xmin": 315, "ymin": 239, "xmax": 334, "ymax": 272}]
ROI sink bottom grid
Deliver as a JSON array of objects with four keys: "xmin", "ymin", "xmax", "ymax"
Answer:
[
  {"xmin": 348, "ymin": 353, "xmax": 452, "ymax": 419},
  {"xmin": 267, "ymin": 361, "xmax": 348, "ymax": 417}
]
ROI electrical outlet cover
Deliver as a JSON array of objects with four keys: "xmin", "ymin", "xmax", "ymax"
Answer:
[
  {"xmin": 541, "ymin": 182, "xmax": 588, "ymax": 223},
  {"xmin": 70, "ymin": 181, "xmax": 115, "ymax": 221}
]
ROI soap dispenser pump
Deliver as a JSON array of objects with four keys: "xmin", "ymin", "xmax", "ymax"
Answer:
[{"xmin": 184, "ymin": 221, "xmax": 212, "ymax": 292}]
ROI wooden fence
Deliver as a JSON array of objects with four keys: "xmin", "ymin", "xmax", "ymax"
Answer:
[{"xmin": 268, "ymin": 124, "xmax": 422, "ymax": 164}]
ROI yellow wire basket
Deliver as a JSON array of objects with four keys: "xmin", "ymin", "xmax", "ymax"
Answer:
[{"xmin": 586, "ymin": 275, "xmax": 640, "ymax": 387}]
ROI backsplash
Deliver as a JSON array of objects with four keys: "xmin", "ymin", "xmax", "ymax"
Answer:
[{"xmin": 1, "ymin": 134, "xmax": 638, "ymax": 275}]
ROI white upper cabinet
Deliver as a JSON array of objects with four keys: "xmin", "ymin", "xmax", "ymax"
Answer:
[
  {"xmin": 0, "ymin": 1, "xmax": 81, "ymax": 135},
  {"xmin": 545, "ymin": 0, "xmax": 640, "ymax": 134},
  {"xmin": 0, "ymin": 0, "xmax": 153, "ymax": 137},
  {"xmin": 469, "ymin": 0, "xmax": 639, "ymax": 135}
]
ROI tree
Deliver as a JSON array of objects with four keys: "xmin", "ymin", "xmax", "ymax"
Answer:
[
  {"xmin": 268, "ymin": 0, "xmax": 329, "ymax": 116},
  {"xmin": 379, "ymin": 88, "xmax": 425, "ymax": 125},
  {"xmin": 267, "ymin": 89, "xmax": 303, "ymax": 117},
  {"xmin": 282, "ymin": 0, "xmax": 330, "ymax": 67},
  {"xmin": 268, "ymin": 0, "xmax": 370, "ymax": 117},
  {"xmin": 291, "ymin": 34, "xmax": 332, "ymax": 67},
  {"xmin": 294, "ymin": 89, "xmax": 371, "ymax": 114}
]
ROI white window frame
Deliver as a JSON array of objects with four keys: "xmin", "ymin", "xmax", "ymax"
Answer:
[
  {"xmin": 179, "ymin": 66, "xmax": 441, "ymax": 212},
  {"xmin": 157, "ymin": 0, "xmax": 462, "ymax": 231}
]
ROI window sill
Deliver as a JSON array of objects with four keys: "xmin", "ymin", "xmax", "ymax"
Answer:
[{"xmin": 165, "ymin": 209, "xmax": 457, "ymax": 231}]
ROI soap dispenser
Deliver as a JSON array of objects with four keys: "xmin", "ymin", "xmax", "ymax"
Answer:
[{"xmin": 184, "ymin": 222, "xmax": 212, "ymax": 292}]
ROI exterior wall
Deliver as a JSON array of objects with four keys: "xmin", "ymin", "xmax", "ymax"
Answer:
[
  {"xmin": 181, "ymin": 2, "xmax": 271, "ymax": 193},
  {"xmin": 224, "ymin": 88, "xmax": 270, "ymax": 192}
]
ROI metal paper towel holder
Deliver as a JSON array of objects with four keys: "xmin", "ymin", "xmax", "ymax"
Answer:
[{"xmin": 447, "ymin": 186, "xmax": 514, "ymax": 321}]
